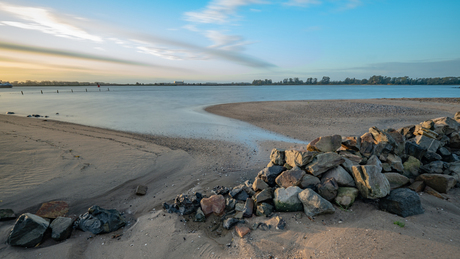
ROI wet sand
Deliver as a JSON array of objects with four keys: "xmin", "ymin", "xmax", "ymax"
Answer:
[{"xmin": 1, "ymin": 98, "xmax": 460, "ymax": 258}]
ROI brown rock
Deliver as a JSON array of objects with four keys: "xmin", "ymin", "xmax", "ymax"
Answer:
[
  {"xmin": 307, "ymin": 135, "xmax": 342, "ymax": 152},
  {"xmin": 135, "ymin": 185, "xmax": 148, "ymax": 195},
  {"xmin": 35, "ymin": 201, "xmax": 69, "ymax": 219},
  {"xmin": 416, "ymin": 174, "xmax": 456, "ymax": 193},
  {"xmin": 275, "ymin": 167, "xmax": 306, "ymax": 188},
  {"xmin": 408, "ymin": 181, "xmax": 426, "ymax": 192},
  {"xmin": 200, "ymin": 195, "xmax": 226, "ymax": 216},
  {"xmin": 235, "ymin": 226, "xmax": 250, "ymax": 238},
  {"xmin": 424, "ymin": 186, "xmax": 447, "ymax": 200}
]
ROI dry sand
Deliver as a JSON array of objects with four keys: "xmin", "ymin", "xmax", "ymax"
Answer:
[{"xmin": 1, "ymin": 98, "xmax": 460, "ymax": 258}]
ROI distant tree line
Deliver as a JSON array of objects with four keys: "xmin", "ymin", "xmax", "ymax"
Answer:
[{"xmin": 252, "ymin": 76, "xmax": 460, "ymax": 85}]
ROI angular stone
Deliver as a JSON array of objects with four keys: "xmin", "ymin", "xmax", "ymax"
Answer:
[
  {"xmin": 420, "ymin": 161, "xmax": 445, "ymax": 174},
  {"xmin": 235, "ymin": 202, "xmax": 245, "ymax": 212},
  {"xmin": 256, "ymin": 203, "xmax": 274, "ymax": 217},
  {"xmin": 360, "ymin": 132, "xmax": 376, "ymax": 158},
  {"xmin": 257, "ymin": 166, "xmax": 285, "ymax": 187},
  {"xmin": 338, "ymin": 151, "xmax": 363, "ymax": 164},
  {"xmin": 424, "ymin": 186, "xmax": 447, "ymax": 199},
  {"xmin": 35, "ymin": 201, "xmax": 69, "ymax": 219},
  {"xmin": 370, "ymin": 127, "xmax": 395, "ymax": 146},
  {"xmin": 0, "ymin": 209, "xmax": 16, "ymax": 221},
  {"xmin": 254, "ymin": 188, "xmax": 273, "ymax": 204},
  {"xmin": 307, "ymin": 135, "xmax": 342, "ymax": 152},
  {"xmin": 135, "ymin": 185, "xmax": 148, "ymax": 195},
  {"xmin": 387, "ymin": 154, "xmax": 404, "ymax": 172},
  {"xmin": 243, "ymin": 198, "xmax": 254, "ymax": 218},
  {"xmin": 423, "ymin": 151, "xmax": 442, "ymax": 163},
  {"xmin": 322, "ymin": 166, "xmax": 355, "ymax": 187},
  {"xmin": 275, "ymin": 166, "xmax": 306, "ymax": 188},
  {"xmin": 273, "ymin": 186, "xmax": 303, "ymax": 212},
  {"xmin": 252, "ymin": 178, "xmax": 269, "ymax": 192},
  {"xmin": 298, "ymin": 188, "xmax": 335, "ymax": 217},
  {"xmin": 403, "ymin": 156, "xmax": 421, "ymax": 178},
  {"xmin": 417, "ymin": 127, "xmax": 438, "ymax": 139},
  {"xmin": 229, "ymin": 185, "xmax": 250, "ymax": 201},
  {"xmin": 285, "ymin": 150, "xmax": 318, "ymax": 168},
  {"xmin": 415, "ymin": 135, "xmax": 441, "ymax": 153},
  {"xmin": 200, "ymin": 195, "xmax": 226, "ymax": 216},
  {"xmin": 341, "ymin": 157, "xmax": 358, "ymax": 174},
  {"xmin": 379, "ymin": 188, "xmax": 424, "ymax": 217},
  {"xmin": 416, "ymin": 174, "xmax": 456, "ymax": 193},
  {"xmin": 341, "ymin": 136, "xmax": 360, "ymax": 151},
  {"xmin": 194, "ymin": 208, "xmax": 206, "ymax": 222},
  {"xmin": 172, "ymin": 193, "xmax": 202, "ymax": 215},
  {"xmin": 351, "ymin": 165, "xmax": 390, "ymax": 199},
  {"xmin": 8, "ymin": 213, "xmax": 49, "ymax": 247},
  {"xmin": 50, "ymin": 216, "xmax": 73, "ymax": 241},
  {"xmin": 75, "ymin": 206, "xmax": 126, "ymax": 235},
  {"xmin": 384, "ymin": 173, "xmax": 410, "ymax": 189},
  {"xmin": 305, "ymin": 152, "xmax": 345, "ymax": 177},
  {"xmin": 270, "ymin": 148, "xmax": 285, "ymax": 165},
  {"xmin": 334, "ymin": 187, "xmax": 359, "ymax": 209},
  {"xmin": 398, "ymin": 125, "xmax": 416, "ymax": 140},
  {"xmin": 317, "ymin": 177, "xmax": 339, "ymax": 201},
  {"xmin": 447, "ymin": 161, "xmax": 460, "ymax": 175},
  {"xmin": 405, "ymin": 141, "xmax": 426, "ymax": 161},
  {"xmin": 299, "ymin": 174, "xmax": 320, "ymax": 189},
  {"xmin": 382, "ymin": 163, "xmax": 392, "ymax": 172},
  {"xmin": 421, "ymin": 120, "xmax": 434, "ymax": 130},
  {"xmin": 235, "ymin": 226, "xmax": 251, "ymax": 238},
  {"xmin": 386, "ymin": 129, "xmax": 406, "ymax": 155},
  {"xmin": 408, "ymin": 181, "xmax": 426, "ymax": 192},
  {"xmin": 367, "ymin": 155, "xmax": 382, "ymax": 171},
  {"xmin": 433, "ymin": 117, "xmax": 460, "ymax": 135},
  {"xmin": 223, "ymin": 218, "xmax": 241, "ymax": 230},
  {"xmin": 449, "ymin": 132, "xmax": 460, "ymax": 149}
]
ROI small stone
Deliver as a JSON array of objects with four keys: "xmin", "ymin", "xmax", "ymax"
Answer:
[
  {"xmin": 275, "ymin": 166, "xmax": 306, "ymax": 188},
  {"xmin": 298, "ymin": 189, "xmax": 335, "ymax": 217},
  {"xmin": 256, "ymin": 203, "xmax": 274, "ymax": 217},
  {"xmin": 194, "ymin": 208, "xmax": 206, "ymax": 222},
  {"xmin": 254, "ymin": 188, "xmax": 273, "ymax": 204},
  {"xmin": 50, "ymin": 217, "xmax": 74, "ymax": 241},
  {"xmin": 252, "ymin": 178, "xmax": 269, "ymax": 191},
  {"xmin": 384, "ymin": 173, "xmax": 410, "ymax": 189},
  {"xmin": 334, "ymin": 187, "xmax": 359, "ymax": 209},
  {"xmin": 223, "ymin": 218, "xmax": 241, "ymax": 230},
  {"xmin": 243, "ymin": 198, "xmax": 254, "ymax": 218},
  {"xmin": 270, "ymin": 148, "xmax": 285, "ymax": 165},
  {"xmin": 317, "ymin": 177, "xmax": 339, "ymax": 201},
  {"xmin": 403, "ymin": 156, "xmax": 421, "ymax": 178},
  {"xmin": 235, "ymin": 226, "xmax": 251, "ymax": 237},
  {"xmin": 257, "ymin": 166, "xmax": 285, "ymax": 186},
  {"xmin": 226, "ymin": 198, "xmax": 237, "ymax": 211},
  {"xmin": 212, "ymin": 186, "xmax": 230, "ymax": 195},
  {"xmin": 200, "ymin": 195, "xmax": 226, "ymax": 216},
  {"xmin": 135, "ymin": 185, "xmax": 148, "ymax": 195}
]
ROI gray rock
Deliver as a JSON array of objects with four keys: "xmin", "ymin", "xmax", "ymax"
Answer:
[
  {"xmin": 50, "ymin": 217, "xmax": 73, "ymax": 241},
  {"xmin": 403, "ymin": 156, "xmax": 421, "ymax": 178},
  {"xmin": 299, "ymin": 174, "xmax": 320, "ymax": 189},
  {"xmin": 273, "ymin": 186, "xmax": 303, "ymax": 212},
  {"xmin": 405, "ymin": 141, "xmax": 426, "ymax": 161},
  {"xmin": 194, "ymin": 208, "xmax": 206, "ymax": 222},
  {"xmin": 415, "ymin": 135, "xmax": 441, "ymax": 153},
  {"xmin": 212, "ymin": 186, "xmax": 230, "ymax": 195},
  {"xmin": 416, "ymin": 174, "xmax": 457, "ymax": 193},
  {"xmin": 243, "ymin": 198, "xmax": 254, "ymax": 218},
  {"xmin": 252, "ymin": 178, "xmax": 269, "ymax": 192},
  {"xmin": 379, "ymin": 188, "xmax": 424, "ymax": 217},
  {"xmin": 384, "ymin": 173, "xmax": 410, "ymax": 189},
  {"xmin": 341, "ymin": 136, "xmax": 360, "ymax": 151},
  {"xmin": 322, "ymin": 166, "xmax": 355, "ymax": 187},
  {"xmin": 229, "ymin": 185, "xmax": 250, "ymax": 201},
  {"xmin": 226, "ymin": 198, "xmax": 237, "ymax": 211},
  {"xmin": 75, "ymin": 206, "xmax": 126, "ymax": 235},
  {"xmin": 270, "ymin": 148, "xmax": 285, "ymax": 165},
  {"xmin": 385, "ymin": 129, "xmax": 406, "ymax": 156},
  {"xmin": 340, "ymin": 157, "xmax": 358, "ymax": 174},
  {"xmin": 334, "ymin": 187, "xmax": 359, "ymax": 209},
  {"xmin": 420, "ymin": 161, "xmax": 445, "ymax": 174},
  {"xmin": 0, "ymin": 209, "xmax": 16, "ymax": 221},
  {"xmin": 447, "ymin": 161, "xmax": 460, "ymax": 175},
  {"xmin": 449, "ymin": 132, "xmax": 460, "ymax": 149},
  {"xmin": 275, "ymin": 166, "xmax": 305, "ymax": 188},
  {"xmin": 366, "ymin": 155, "xmax": 382, "ymax": 172},
  {"xmin": 317, "ymin": 177, "xmax": 339, "ymax": 201},
  {"xmin": 257, "ymin": 166, "xmax": 285, "ymax": 186},
  {"xmin": 285, "ymin": 150, "xmax": 318, "ymax": 168},
  {"xmin": 433, "ymin": 117, "xmax": 460, "ymax": 135},
  {"xmin": 256, "ymin": 203, "xmax": 274, "ymax": 217},
  {"xmin": 338, "ymin": 151, "xmax": 363, "ymax": 164},
  {"xmin": 223, "ymin": 218, "xmax": 242, "ymax": 230},
  {"xmin": 398, "ymin": 125, "xmax": 416, "ymax": 140},
  {"xmin": 423, "ymin": 151, "xmax": 442, "ymax": 163},
  {"xmin": 7, "ymin": 213, "xmax": 49, "ymax": 247},
  {"xmin": 254, "ymin": 188, "xmax": 273, "ymax": 204},
  {"xmin": 370, "ymin": 127, "xmax": 396, "ymax": 155},
  {"xmin": 305, "ymin": 152, "xmax": 345, "ymax": 176},
  {"xmin": 298, "ymin": 188, "xmax": 335, "ymax": 217},
  {"xmin": 307, "ymin": 135, "xmax": 342, "ymax": 152},
  {"xmin": 351, "ymin": 165, "xmax": 390, "ymax": 199},
  {"xmin": 360, "ymin": 132, "xmax": 376, "ymax": 158},
  {"xmin": 235, "ymin": 202, "xmax": 245, "ymax": 212},
  {"xmin": 386, "ymin": 154, "xmax": 404, "ymax": 172}
]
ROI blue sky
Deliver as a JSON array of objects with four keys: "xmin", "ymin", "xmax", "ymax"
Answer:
[{"xmin": 0, "ymin": 0, "xmax": 459, "ymax": 83}]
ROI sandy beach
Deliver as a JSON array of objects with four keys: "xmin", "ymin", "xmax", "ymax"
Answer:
[{"xmin": 1, "ymin": 98, "xmax": 460, "ymax": 258}]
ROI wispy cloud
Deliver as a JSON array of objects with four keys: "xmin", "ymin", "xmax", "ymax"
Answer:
[
  {"xmin": 284, "ymin": 0, "xmax": 321, "ymax": 7},
  {"xmin": 0, "ymin": 3, "xmax": 102, "ymax": 42},
  {"xmin": 205, "ymin": 30, "xmax": 252, "ymax": 52},
  {"xmin": 184, "ymin": 0, "xmax": 265, "ymax": 24},
  {"xmin": 283, "ymin": 0, "xmax": 362, "ymax": 10}
]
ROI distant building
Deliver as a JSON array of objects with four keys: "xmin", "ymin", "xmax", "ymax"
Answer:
[
  {"xmin": 205, "ymin": 82, "xmax": 218, "ymax": 85},
  {"xmin": 174, "ymin": 81, "xmax": 184, "ymax": 84}
]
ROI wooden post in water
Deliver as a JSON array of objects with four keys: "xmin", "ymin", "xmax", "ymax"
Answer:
[
  {"xmin": 57, "ymin": 90, "xmax": 59, "ymax": 93},
  {"xmin": 21, "ymin": 91, "xmax": 23, "ymax": 95},
  {"xmin": 108, "ymin": 88, "xmax": 110, "ymax": 91},
  {"xmin": 86, "ymin": 88, "xmax": 87, "ymax": 92},
  {"xmin": 41, "ymin": 90, "xmax": 43, "ymax": 94},
  {"xmin": 71, "ymin": 89, "xmax": 73, "ymax": 93}
]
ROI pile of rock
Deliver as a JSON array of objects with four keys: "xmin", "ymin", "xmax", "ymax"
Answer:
[
  {"xmin": 4, "ymin": 204, "xmax": 125, "ymax": 248},
  {"xmin": 164, "ymin": 112, "xmax": 460, "ymax": 233}
]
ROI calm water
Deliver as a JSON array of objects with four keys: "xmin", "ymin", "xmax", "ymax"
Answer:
[{"xmin": 1, "ymin": 85, "xmax": 459, "ymax": 143}]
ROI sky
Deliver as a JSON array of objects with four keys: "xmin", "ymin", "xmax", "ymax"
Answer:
[{"xmin": 0, "ymin": 0, "xmax": 459, "ymax": 83}]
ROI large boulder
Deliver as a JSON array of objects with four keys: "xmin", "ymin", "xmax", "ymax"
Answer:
[
  {"xmin": 386, "ymin": 154, "xmax": 404, "ymax": 172},
  {"xmin": 7, "ymin": 213, "xmax": 49, "ymax": 247},
  {"xmin": 405, "ymin": 141, "xmax": 426, "ymax": 161},
  {"xmin": 321, "ymin": 166, "xmax": 356, "ymax": 187},
  {"xmin": 257, "ymin": 166, "xmax": 285, "ymax": 186},
  {"xmin": 305, "ymin": 152, "xmax": 345, "ymax": 177},
  {"xmin": 75, "ymin": 206, "xmax": 126, "ymax": 235},
  {"xmin": 351, "ymin": 165, "xmax": 390, "ymax": 199},
  {"xmin": 270, "ymin": 148, "xmax": 285, "ymax": 165},
  {"xmin": 298, "ymin": 188, "xmax": 335, "ymax": 217},
  {"xmin": 273, "ymin": 186, "xmax": 303, "ymax": 212},
  {"xmin": 50, "ymin": 216, "xmax": 73, "ymax": 241},
  {"xmin": 254, "ymin": 188, "xmax": 273, "ymax": 204},
  {"xmin": 200, "ymin": 195, "xmax": 226, "ymax": 216},
  {"xmin": 415, "ymin": 135, "xmax": 441, "ymax": 153},
  {"xmin": 384, "ymin": 173, "xmax": 410, "ymax": 189},
  {"xmin": 403, "ymin": 156, "xmax": 421, "ymax": 178},
  {"xmin": 334, "ymin": 187, "xmax": 359, "ymax": 209},
  {"xmin": 379, "ymin": 188, "xmax": 424, "ymax": 217},
  {"xmin": 275, "ymin": 166, "xmax": 305, "ymax": 188},
  {"xmin": 307, "ymin": 135, "xmax": 342, "ymax": 152},
  {"xmin": 299, "ymin": 174, "xmax": 321, "ymax": 189},
  {"xmin": 317, "ymin": 177, "xmax": 339, "ymax": 201},
  {"xmin": 285, "ymin": 150, "xmax": 318, "ymax": 168},
  {"xmin": 416, "ymin": 174, "xmax": 457, "ymax": 193}
]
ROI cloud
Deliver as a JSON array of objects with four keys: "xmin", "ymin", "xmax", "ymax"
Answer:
[
  {"xmin": 184, "ymin": 0, "xmax": 265, "ymax": 24},
  {"xmin": 205, "ymin": 30, "xmax": 253, "ymax": 52},
  {"xmin": 0, "ymin": 3, "xmax": 102, "ymax": 42},
  {"xmin": 284, "ymin": 0, "xmax": 321, "ymax": 7},
  {"xmin": 137, "ymin": 46, "xmax": 206, "ymax": 61},
  {"xmin": 283, "ymin": 0, "xmax": 362, "ymax": 9}
]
